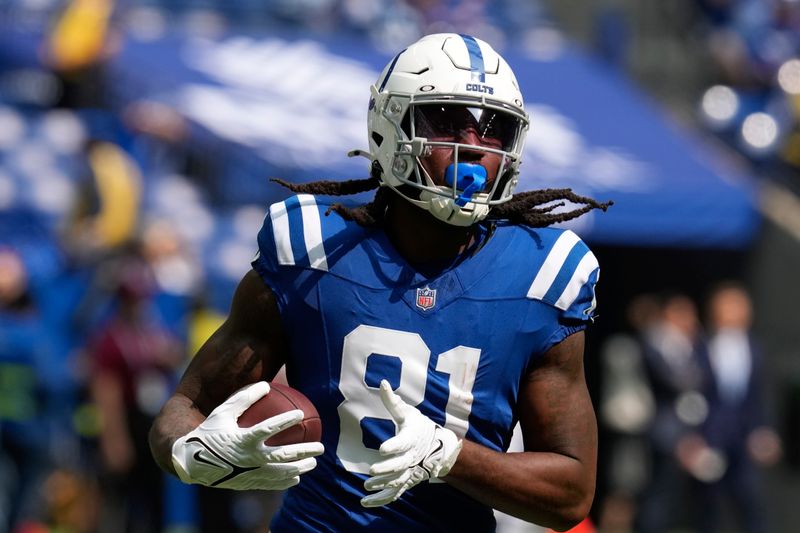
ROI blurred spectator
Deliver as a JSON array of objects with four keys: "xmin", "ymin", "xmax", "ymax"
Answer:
[
  {"xmin": 596, "ymin": 295, "xmax": 657, "ymax": 532},
  {"xmin": 635, "ymin": 293, "xmax": 712, "ymax": 533},
  {"xmin": 121, "ymin": 100, "xmax": 221, "ymax": 207},
  {"xmin": 35, "ymin": 467, "xmax": 99, "ymax": 533},
  {"xmin": 691, "ymin": 0, "xmax": 800, "ymax": 165},
  {"xmin": 185, "ymin": 293, "xmax": 225, "ymax": 359},
  {"xmin": 141, "ymin": 218, "xmax": 203, "ymax": 300},
  {"xmin": 0, "ymin": 248, "xmax": 53, "ymax": 531},
  {"xmin": 62, "ymin": 138, "xmax": 143, "ymax": 265},
  {"xmin": 62, "ymin": 135, "xmax": 146, "ymax": 339},
  {"xmin": 86, "ymin": 254, "xmax": 183, "ymax": 532},
  {"xmin": 40, "ymin": 0, "xmax": 122, "ymax": 108},
  {"xmin": 123, "ymin": 100, "xmax": 189, "ymax": 147},
  {"xmin": 692, "ymin": 282, "xmax": 782, "ymax": 533},
  {"xmin": 700, "ymin": 0, "xmax": 800, "ymax": 86}
]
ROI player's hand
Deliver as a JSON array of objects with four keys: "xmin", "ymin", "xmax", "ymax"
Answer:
[
  {"xmin": 360, "ymin": 380, "xmax": 462, "ymax": 507},
  {"xmin": 171, "ymin": 381, "xmax": 324, "ymax": 491}
]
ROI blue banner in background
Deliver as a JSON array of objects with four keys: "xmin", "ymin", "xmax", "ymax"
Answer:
[
  {"xmin": 0, "ymin": 24, "xmax": 759, "ymax": 249},
  {"xmin": 510, "ymin": 48, "xmax": 759, "ymax": 249},
  {"xmin": 106, "ymin": 30, "xmax": 759, "ymax": 249}
]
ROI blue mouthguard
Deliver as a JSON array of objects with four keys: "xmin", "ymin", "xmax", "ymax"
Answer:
[{"xmin": 444, "ymin": 163, "xmax": 487, "ymax": 207}]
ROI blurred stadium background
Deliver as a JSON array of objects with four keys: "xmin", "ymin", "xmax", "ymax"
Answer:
[{"xmin": 0, "ymin": 0, "xmax": 799, "ymax": 532}]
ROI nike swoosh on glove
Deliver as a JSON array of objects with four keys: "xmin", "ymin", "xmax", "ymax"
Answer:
[
  {"xmin": 360, "ymin": 380, "xmax": 462, "ymax": 507},
  {"xmin": 171, "ymin": 381, "xmax": 324, "ymax": 491}
]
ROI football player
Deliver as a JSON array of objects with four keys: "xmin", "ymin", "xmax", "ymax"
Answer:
[{"xmin": 150, "ymin": 33, "xmax": 611, "ymax": 532}]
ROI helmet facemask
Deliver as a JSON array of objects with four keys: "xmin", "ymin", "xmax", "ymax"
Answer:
[
  {"xmin": 380, "ymin": 94, "xmax": 528, "ymax": 226},
  {"xmin": 362, "ymin": 33, "xmax": 530, "ymax": 226}
]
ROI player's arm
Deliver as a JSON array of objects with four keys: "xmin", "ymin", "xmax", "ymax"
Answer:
[
  {"xmin": 445, "ymin": 331, "xmax": 597, "ymax": 531},
  {"xmin": 149, "ymin": 269, "xmax": 323, "ymax": 490}
]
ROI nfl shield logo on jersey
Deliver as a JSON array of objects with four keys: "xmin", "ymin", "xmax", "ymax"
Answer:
[{"xmin": 416, "ymin": 286, "xmax": 437, "ymax": 311}]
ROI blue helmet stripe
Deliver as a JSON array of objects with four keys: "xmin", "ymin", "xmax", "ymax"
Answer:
[
  {"xmin": 459, "ymin": 34, "xmax": 485, "ymax": 82},
  {"xmin": 378, "ymin": 49, "xmax": 406, "ymax": 92}
]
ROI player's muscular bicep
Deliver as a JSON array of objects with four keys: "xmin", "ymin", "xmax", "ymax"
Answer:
[
  {"xmin": 519, "ymin": 331, "xmax": 597, "ymax": 463},
  {"xmin": 176, "ymin": 269, "xmax": 289, "ymax": 415}
]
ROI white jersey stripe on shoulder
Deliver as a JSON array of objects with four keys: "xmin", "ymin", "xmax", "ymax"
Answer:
[
  {"xmin": 526, "ymin": 230, "xmax": 581, "ymax": 300},
  {"xmin": 298, "ymin": 194, "xmax": 329, "ymax": 272},
  {"xmin": 270, "ymin": 201, "xmax": 295, "ymax": 266},
  {"xmin": 554, "ymin": 251, "xmax": 599, "ymax": 311}
]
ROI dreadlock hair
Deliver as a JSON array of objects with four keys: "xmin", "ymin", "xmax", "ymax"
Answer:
[
  {"xmin": 270, "ymin": 163, "xmax": 391, "ymax": 227},
  {"xmin": 487, "ymin": 188, "xmax": 612, "ymax": 226},
  {"xmin": 272, "ymin": 164, "xmax": 612, "ymax": 228}
]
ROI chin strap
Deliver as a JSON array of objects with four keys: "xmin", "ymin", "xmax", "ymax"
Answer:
[{"xmin": 444, "ymin": 163, "xmax": 487, "ymax": 206}]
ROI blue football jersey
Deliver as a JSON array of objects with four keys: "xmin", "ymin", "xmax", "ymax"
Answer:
[{"xmin": 251, "ymin": 194, "xmax": 600, "ymax": 532}]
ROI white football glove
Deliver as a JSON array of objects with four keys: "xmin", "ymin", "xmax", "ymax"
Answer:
[
  {"xmin": 171, "ymin": 381, "xmax": 324, "ymax": 491},
  {"xmin": 360, "ymin": 380, "xmax": 462, "ymax": 508}
]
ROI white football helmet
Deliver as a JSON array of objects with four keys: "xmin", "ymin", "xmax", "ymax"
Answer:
[{"xmin": 360, "ymin": 33, "xmax": 529, "ymax": 226}]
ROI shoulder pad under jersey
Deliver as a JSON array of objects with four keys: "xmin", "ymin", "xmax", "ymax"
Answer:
[
  {"xmin": 523, "ymin": 228, "xmax": 600, "ymax": 322},
  {"xmin": 255, "ymin": 194, "xmax": 359, "ymax": 274}
]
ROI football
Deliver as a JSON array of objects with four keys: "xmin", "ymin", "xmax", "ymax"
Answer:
[{"xmin": 237, "ymin": 382, "xmax": 322, "ymax": 446}]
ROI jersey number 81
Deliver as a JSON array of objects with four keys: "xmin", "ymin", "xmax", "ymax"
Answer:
[{"xmin": 336, "ymin": 325, "xmax": 481, "ymax": 474}]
